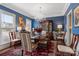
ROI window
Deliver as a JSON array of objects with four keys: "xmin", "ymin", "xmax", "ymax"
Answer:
[
  {"xmin": 0, "ymin": 10, "xmax": 15, "ymax": 29},
  {"xmin": 0, "ymin": 9, "xmax": 16, "ymax": 45},
  {"xmin": 1, "ymin": 14, "xmax": 14, "ymax": 28}
]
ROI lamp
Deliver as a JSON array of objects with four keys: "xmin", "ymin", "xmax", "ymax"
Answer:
[
  {"xmin": 57, "ymin": 24, "xmax": 62, "ymax": 32},
  {"xmin": 57, "ymin": 25, "xmax": 62, "ymax": 29}
]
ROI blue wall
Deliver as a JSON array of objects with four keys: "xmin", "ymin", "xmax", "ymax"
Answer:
[
  {"xmin": 32, "ymin": 20, "xmax": 40, "ymax": 29},
  {"xmin": 46, "ymin": 16, "xmax": 64, "ymax": 31},
  {"xmin": 0, "ymin": 5, "xmax": 33, "ymax": 31},
  {"xmin": 64, "ymin": 3, "xmax": 79, "ymax": 34}
]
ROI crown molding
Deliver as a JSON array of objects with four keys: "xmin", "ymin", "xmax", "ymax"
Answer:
[
  {"xmin": 0, "ymin": 3, "xmax": 70, "ymax": 19},
  {"xmin": 62, "ymin": 3, "xmax": 70, "ymax": 15},
  {"xmin": 0, "ymin": 3, "xmax": 33, "ymax": 19}
]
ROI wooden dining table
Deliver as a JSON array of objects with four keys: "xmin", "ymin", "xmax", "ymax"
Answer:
[{"xmin": 31, "ymin": 35, "xmax": 48, "ymax": 49}]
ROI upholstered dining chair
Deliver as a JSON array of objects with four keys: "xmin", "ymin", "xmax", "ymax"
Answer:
[
  {"xmin": 20, "ymin": 32, "xmax": 35, "ymax": 56},
  {"xmin": 20, "ymin": 32, "xmax": 38, "ymax": 56},
  {"xmin": 37, "ymin": 36, "xmax": 48, "ymax": 56},
  {"xmin": 20, "ymin": 32, "xmax": 32, "ymax": 55},
  {"xmin": 9, "ymin": 32, "xmax": 21, "ymax": 47},
  {"xmin": 57, "ymin": 34, "xmax": 79, "ymax": 56}
]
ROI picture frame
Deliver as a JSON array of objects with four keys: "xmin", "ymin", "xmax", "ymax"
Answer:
[
  {"xmin": 26, "ymin": 19, "xmax": 31, "ymax": 32},
  {"xmin": 74, "ymin": 6, "xmax": 79, "ymax": 27},
  {"xmin": 18, "ymin": 16, "xmax": 25, "ymax": 27}
]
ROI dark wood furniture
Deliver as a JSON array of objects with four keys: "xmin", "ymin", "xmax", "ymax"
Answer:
[
  {"xmin": 46, "ymin": 32, "xmax": 54, "ymax": 40},
  {"xmin": 37, "ymin": 36, "xmax": 48, "ymax": 56},
  {"xmin": 56, "ymin": 34, "xmax": 79, "ymax": 56},
  {"xmin": 53, "ymin": 31, "xmax": 65, "ymax": 45},
  {"xmin": 48, "ymin": 40, "xmax": 57, "ymax": 56},
  {"xmin": 40, "ymin": 20, "xmax": 53, "ymax": 32}
]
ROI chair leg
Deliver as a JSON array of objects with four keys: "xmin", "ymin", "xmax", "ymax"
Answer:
[{"xmin": 22, "ymin": 50, "xmax": 24, "ymax": 56}]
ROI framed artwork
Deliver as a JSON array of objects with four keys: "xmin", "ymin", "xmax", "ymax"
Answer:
[
  {"xmin": 18, "ymin": 16, "xmax": 25, "ymax": 27},
  {"xmin": 26, "ymin": 19, "xmax": 31, "ymax": 32},
  {"xmin": 74, "ymin": 6, "xmax": 79, "ymax": 27}
]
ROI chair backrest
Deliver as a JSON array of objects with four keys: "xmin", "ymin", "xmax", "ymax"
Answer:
[
  {"xmin": 71, "ymin": 34, "xmax": 79, "ymax": 51},
  {"xmin": 20, "ymin": 32, "xmax": 32, "ymax": 52},
  {"xmin": 9, "ymin": 32, "xmax": 16, "ymax": 41},
  {"xmin": 46, "ymin": 32, "xmax": 54, "ymax": 40},
  {"xmin": 16, "ymin": 32, "xmax": 20, "ymax": 39}
]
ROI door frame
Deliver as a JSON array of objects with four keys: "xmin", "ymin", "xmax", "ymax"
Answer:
[{"xmin": 66, "ymin": 9, "xmax": 72, "ymax": 46}]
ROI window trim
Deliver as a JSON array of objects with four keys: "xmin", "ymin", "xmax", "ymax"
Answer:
[{"xmin": 0, "ymin": 9, "xmax": 16, "ymax": 45}]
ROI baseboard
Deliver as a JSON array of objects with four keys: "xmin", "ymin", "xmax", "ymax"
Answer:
[{"xmin": 0, "ymin": 43, "xmax": 10, "ymax": 50}]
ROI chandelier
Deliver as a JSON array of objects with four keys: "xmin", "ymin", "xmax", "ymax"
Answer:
[{"xmin": 34, "ymin": 6, "xmax": 45, "ymax": 21}]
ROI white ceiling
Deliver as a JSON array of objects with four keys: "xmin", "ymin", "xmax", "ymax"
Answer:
[{"xmin": 1, "ymin": 3, "xmax": 70, "ymax": 20}]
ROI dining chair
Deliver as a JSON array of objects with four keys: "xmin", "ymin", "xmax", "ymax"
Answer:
[
  {"xmin": 20, "ymin": 32, "xmax": 32, "ymax": 55},
  {"xmin": 57, "ymin": 34, "xmax": 79, "ymax": 56},
  {"xmin": 36, "ymin": 36, "xmax": 48, "ymax": 56},
  {"xmin": 9, "ymin": 32, "xmax": 21, "ymax": 48}
]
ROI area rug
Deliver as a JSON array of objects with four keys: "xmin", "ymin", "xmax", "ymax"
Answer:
[
  {"xmin": 0, "ymin": 46, "xmax": 22, "ymax": 56},
  {"xmin": 0, "ymin": 40, "xmax": 56, "ymax": 56}
]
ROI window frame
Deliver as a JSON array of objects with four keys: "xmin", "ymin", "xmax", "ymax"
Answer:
[{"xmin": 0, "ymin": 9, "xmax": 16, "ymax": 45}]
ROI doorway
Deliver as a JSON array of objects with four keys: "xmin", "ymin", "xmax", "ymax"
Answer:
[{"xmin": 66, "ymin": 10, "xmax": 72, "ymax": 46}]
